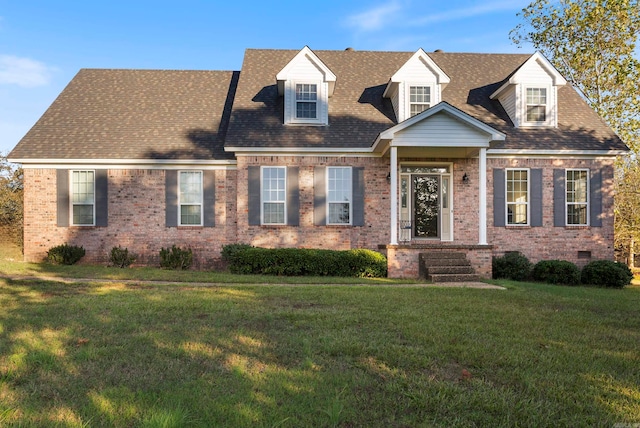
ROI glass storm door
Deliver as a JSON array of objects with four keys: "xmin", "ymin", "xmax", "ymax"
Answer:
[{"xmin": 412, "ymin": 175, "xmax": 440, "ymax": 238}]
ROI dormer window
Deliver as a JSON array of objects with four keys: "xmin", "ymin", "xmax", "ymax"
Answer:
[
  {"xmin": 276, "ymin": 47, "xmax": 336, "ymax": 126},
  {"xmin": 489, "ymin": 52, "xmax": 566, "ymax": 128},
  {"xmin": 296, "ymin": 84, "xmax": 318, "ymax": 119},
  {"xmin": 526, "ymin": 88, "xmax": 547, "ymax": 122},
  {"xmin": 410, "ymin": 86, "xmax": 431, "ymax": 116}
]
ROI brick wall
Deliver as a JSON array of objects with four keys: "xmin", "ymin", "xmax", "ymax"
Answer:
[
  {"xmin": 23, "ymin": 168, "xmax": 237, "ymax": 268},
  {"xmin": 22, "ymin": 156, "xmax": 617, "ymax": 276},
  {"xmin": 235, "ymin": 155, "xmax": 390, "ymax": 251},
  {"xmin": 487, "ymin": 157, "xmax": 615, "ymax": 267}
]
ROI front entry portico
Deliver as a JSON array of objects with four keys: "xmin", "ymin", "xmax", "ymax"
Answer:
[{"xmin": 372, "ymin": 102, "xmax": 506, "ymax": 278}]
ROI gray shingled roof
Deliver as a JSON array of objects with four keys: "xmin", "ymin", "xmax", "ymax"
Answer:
[
  {"xmin": 10, "ymin": 49, "xmax": 627, "ymax": 161},
  {"xmin": 10, "ymin": 69, "xmax": 238, "ymax": 160},
  {"xmin": 226, "ymin": 49, "xmax": 627, "ymax": 152}
]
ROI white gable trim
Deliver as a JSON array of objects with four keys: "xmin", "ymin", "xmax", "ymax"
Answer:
[
  {"xmin": 276, "ymin": 46, "xmax": 337, "ymax": 96},
  {"xmin": 490, "ymin": 52, "xmax": 566, "ymax": 100},
  {"xmin": 383, "ymin": 48, "xmax": 450, "ymax": 98},
  {"xmin": 373, "ymin": 102, "xmax": 505, "ymax": 151}
]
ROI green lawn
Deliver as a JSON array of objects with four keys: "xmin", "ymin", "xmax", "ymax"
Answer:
[{"xmin": 1, "ymin": 269, "xmax": 639, "ymax": 427}]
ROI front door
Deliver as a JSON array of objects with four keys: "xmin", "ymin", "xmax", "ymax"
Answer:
[
  {"xmin": 412, "ymin": 175, "xmax": 440, "ymax": 238},
  {"xmin": 399, "ymin": 166, "xmax": 452, "ymax": 241}
]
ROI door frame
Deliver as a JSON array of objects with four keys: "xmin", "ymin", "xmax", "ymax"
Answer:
[{"xmin": 399, "ymin": 162, "xmax": 454, "ymax": 242}]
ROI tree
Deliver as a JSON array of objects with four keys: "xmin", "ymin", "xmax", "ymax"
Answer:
[
  {"xmin": 511, "ymin": 0, "xmax": 640, "ymax": 267},
  {"xmin": 615, "ymin": 160, "xmax": 640, "ymax": 266},
  {"xmin": 510, "ymin": 0, "xmax": 640, "ymax": 153},
  {"xmin": 0, "ymin": 154, "xmax": 23, "ymax": 250}
]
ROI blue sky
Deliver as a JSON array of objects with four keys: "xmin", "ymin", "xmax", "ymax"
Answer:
[{"xmin": 0, "ymin": 0, "xmax": 533, "ymax": 155}]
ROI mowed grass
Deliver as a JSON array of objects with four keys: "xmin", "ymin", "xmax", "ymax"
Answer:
[{"xmin": 1, "ymin": 274, "xmax": 639, "ymax": 427}]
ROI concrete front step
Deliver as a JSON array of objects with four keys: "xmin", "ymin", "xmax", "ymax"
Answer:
[
  {"xmin": 426, "ymin": 265, "xmax": 475, "ymax": 275},
  {"xmin": 421, "ymin": 257, "xmax": 472, "ymax": 267},
  {"xmin": 428, "ymin": 273, "xmax": 481, "ymax": 283},
  {"xmin": 419, "ymin": 252, "xmax": 478, "ymax": 283},
  {"xmin": 420, "ymin": 252, "xmax": 467, "ymax": 261}
]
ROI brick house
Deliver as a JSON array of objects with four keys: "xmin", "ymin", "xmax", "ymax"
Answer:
[{"xmin": 9, "ymin": 47, "xmax": 628, "ymax": 278}]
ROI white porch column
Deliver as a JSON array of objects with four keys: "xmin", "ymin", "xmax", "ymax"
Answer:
[
  {"xmin": 478, "ymin": 147, "xmax": 488, "ymax": 245},
  {"xmin": 390, "ymin": 146, "xmax": 398, "ymax": 245}
]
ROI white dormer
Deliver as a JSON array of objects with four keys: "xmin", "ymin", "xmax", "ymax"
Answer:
[
  {"xmin": 490, "ymin": 52, "xmax": 567, "ymax": 128},
  {"xmin": 276, "ymin": 46, "xmax": 336, "ymax": 126},
  {"xmin": 383, "ymin": 48, "xmax": 450, "ymax": 123}
]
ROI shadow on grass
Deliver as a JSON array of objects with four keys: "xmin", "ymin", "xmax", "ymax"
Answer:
[{"xmin": 1, "ymin": 278, "xmax": 640, "ymax": 426}]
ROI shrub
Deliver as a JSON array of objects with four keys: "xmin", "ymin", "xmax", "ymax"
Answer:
[
  {"xmin": 224, "ymin": 246, "xmax": 387, "ymax": 278},
  {"xmin": 159, "ymin": 245, "xmax": 193, "ymax": 270},
  {"xmin": 109, "ymin": 246, "xmax": 137, "ymax": 268},
  {"xmin": 581, "ymin": 260, "xmax": 633, "ymax": 289},
  {"xmin": 221, "ymin": 243, "xmax": 253, "ymax": 263},
  {"xmin": 492, "ymin": 251, "xmax": 532, "ymax": 281},
  {"xmin": 532, "ymin": 260, "xmax": 581, "ymax": 285},
  {"xmin": 47, "ymin": 243, "xmax": 85, "ymax": 265}
]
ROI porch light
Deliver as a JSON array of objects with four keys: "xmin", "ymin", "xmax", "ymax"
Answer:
[
  {"xmin": 386, "ymin": 172, "xmax": 391, "ymax": 183},
  {"xmin": 462, "ymin": 173, "xmax": 469, "ymax": 182}
]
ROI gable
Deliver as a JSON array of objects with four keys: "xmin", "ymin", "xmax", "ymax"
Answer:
[
  {"xmin": 383, "ymin": 48, "xmax": 450, "ymax": 122},
  {"xmin": 392, "ymin": 111, "xmax": 494, "ymax": 147}
]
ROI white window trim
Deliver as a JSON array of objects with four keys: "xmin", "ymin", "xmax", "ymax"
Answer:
[
  {"xmin": 407, "ymin": 84, "xmax": 432, "ymax": 118},
  {"xmin": 261, "ymin": 166, "xmax": 287, "ymax": 225},
  {"xmin": 178, "ymin": 170, "xmax": 203, "ymax": 227},
  {"xmin": 505, "ymin": 168, "xmax": 530, "ymax": 226},
  {"xmin": 565, "ymin": 168, "xmax": 590, "ymax": 226},
  {"xmin": 70, "ymin": 170, "xmax": 96, "ymax": 226},
  {"xmin": 521, "ymin": 85, "xmax": 552, "ymax": 127},
  {"xmin": 404, "ymin": 81, "xmax": 438, "ymax": 120},
  {"xmin": 288, "ymin": 81, "xmax": 325, "ymax": 125},
  {"xmin": 326, "ymin": 166, "xmax": 353, "ymax": 225}
]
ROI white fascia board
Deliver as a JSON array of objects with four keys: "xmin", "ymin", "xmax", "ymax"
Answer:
[
  {"xmin": 488, "ymin": 149, "xmax": 628, "ymax": 157},
  {"xmin": 226, "ymin": 146, "xmax": 378, "ymax": 156},
  {"xmin": 377, "ymin": 102, "xmax": 506, "ymax": 142},
  {"xmin": 13, "ymin": 158, "xmax": 237, "ymax": 169},
  {"xmin": 276, "ymin": 46, "xmax": 337, "ymax": 96}
]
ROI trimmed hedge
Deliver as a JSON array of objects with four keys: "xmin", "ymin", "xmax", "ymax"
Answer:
[
  {"xmin": 492, "ymin": 251, "xmax": 532, "ymax": 281},
  {"xmin": 222, "ymin": 246, "xmax": 387, "ymax": 278},
  {"xmin": 581, "ymin": 260, "xmax": 633, "ymax": 289},
  {"xmin": 532, "ymin": 260, "xmax": 581, "ymax": 285},
  {"xmin": 47, "ymin": 244, "xmax": 85, "ymax": 265}
]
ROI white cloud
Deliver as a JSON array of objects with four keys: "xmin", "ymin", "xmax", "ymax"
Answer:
[
  {"xmin": 344, "ymin": 1, "xmax": 403, "ymax": 32},
  {"xmin": 410, "ymin": 1, "xmax": 520, "ymax": 26},
  {"xmin": 0, "ymin": 55, "xmax": 54, "ymax": 87}
]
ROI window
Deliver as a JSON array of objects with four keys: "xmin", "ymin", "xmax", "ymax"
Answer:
[
  {"xmin": 566, "ymin": 169, "xmax": 588, "ymax": 225},
  {"xmin": 526, "ymin": 88, "xmax": 547, "ymax": 122},
  {"xmin": 327, "ymin": 167, "xmax": 352, "ymax": 224},
  {"xmin": 262, "ymin": 167, "xmax": 286, "ymax": 224},
  {"xmin": 71, "ymin": 170, "xmax": 95, "ymax": 225},
  {"xmin": 179, "ymin": 171, "xmax": 202, "ymax": 226},
  {"xmin": 295, "ymin": 83, "xmax": 317, "ymax": 119},
  {"xmin": 409, "ymin": 86, "xmax": 431, "ymax": 116},
  {"xmin": 506, "ymin": 169, "xmax": 529, "ymax": 225}
]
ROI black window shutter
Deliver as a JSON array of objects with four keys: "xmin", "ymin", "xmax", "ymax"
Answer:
[
  {"xmin": 203, "ymin": 170, "xmax": 216, "ymax": 227},
  {"xmin": 493, "ymin": 169, "xmax": 505, "ymax": 227},
  {"xmin": 553, "ymin": 169, "xmax": 565, "ymax": 227},
  {"xmin": 314, "ymin": 167, "xmax": 326, "ymax": 226},
  {"xmin": 530, "ymin": 169, "xmax": 543, "ymax": 227},
  {"xmin": 590, "ymin": 169, "xmax": 602, "ymax": 227},
  {"xmin": 352, "ymin": 167, "xmax": 365, "ymax": 226},
  {"xmin": 56, "ymin": 169, "xmax": 69, "ymax": 227},
  {"xmin": 248, "ymin": 166, "xmax": 261, "ymax": 225},
  {"xmin": 287, "ymin": 167, "xmax": 299, "ymax": 226},
  {"xmin": 95, "ymin": 169, "xmax": 108, "ymax": 227},
  {"xmin": 165, "ymin": 170, "xmax": 178, "ymax": 227}
]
